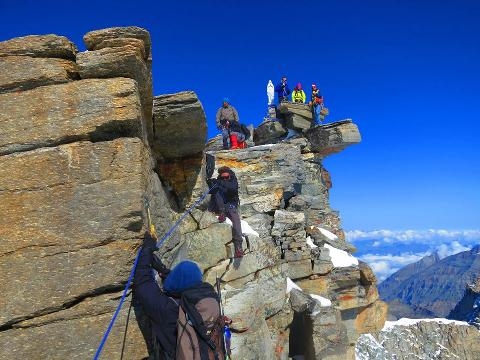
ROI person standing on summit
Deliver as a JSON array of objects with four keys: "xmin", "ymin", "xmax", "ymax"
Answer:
[
  {"xmin": 216, "ymin": 98, "xmax": 240, "ymax": 150},
  {"xmin": 291, "ymin": 83, "xmax": 306, "ymax": 103},
  {"xmin": 309, "ymin": 83, "xmax": 324, "ymax": 127},
  {"xmin": 275, "ymin": 76, "xmax": 291, "ymax": 104}
]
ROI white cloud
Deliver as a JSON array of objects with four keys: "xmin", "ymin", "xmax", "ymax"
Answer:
[
  {"xmin": 359, "ymin": 252, "xmax": 429, "ymax": 281},
  {"xmin": 436, "ymin": 241, "xmax": 470, "ymax": 258},
  {"xmin": 346, "ymin": 229, "xmax": 480, "ymax": 244},
  {"xmin": 344, "ymin": 229, "xmax": 480, "ymax": 281}
]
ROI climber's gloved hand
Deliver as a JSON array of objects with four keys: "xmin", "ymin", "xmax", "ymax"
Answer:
[
  {"xmin": 151, "ymin": 253, "xmax": 171, "ymax": 279},
  {"xmin": 143, "ymin": 231, "xmax": 158, "ymax": 252},
  {"xmin": 207, "ymin": 178, "xmax": 218, "ymax": 189}
]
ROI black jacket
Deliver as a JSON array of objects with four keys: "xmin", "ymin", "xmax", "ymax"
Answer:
[
  {"xmin": 133, "ymin": 247, "xmax": 179, "ymax": 357},
  {"xmin": 216, "ymin": 170, "xmax": 239, "ymax": 205}
]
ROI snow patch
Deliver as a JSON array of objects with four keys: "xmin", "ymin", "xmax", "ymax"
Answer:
[
  {"xmin": 241, "ymin": 219, "xmax": 259, "ymax": 237},
  {"xmin": 382, "ymin": 318, "xmax": 470, "ymax": 331},
  {"xmin": 310, "ymin": 294, "xmax": 331, "ymax": 307},
  {"xmin": 306, "ymin": 236, "xmax": 318, "ymax": 249},
  {"xmin": 286, "ymin": 277, "xmax": 302, "ymax": 294},
  {"xmin": 223, "ymin": 218, "xmax": 259, "ymax": 237},
  {"xmin": 317, "ymin": 227, "xmax": 338, "ymax": 241},
  {"xmin": 324, "ymin": 243, "xmax": 358, "ymax": 267}
]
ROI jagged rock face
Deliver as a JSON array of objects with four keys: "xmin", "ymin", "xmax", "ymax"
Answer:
[
  {"xmin": 448, "ymin": 277, "xmax": 480, "ymax": 328},
  {"xmin": 0, "ymin": 27, "xmax": 381, "ymax": 360},
  {"xmin": 356, "ymin": 320, "xmax": 480, "ymax": 360},
  {"xmin": 0, "ymin": 28, "xmax": 170, "ymax": 360}
]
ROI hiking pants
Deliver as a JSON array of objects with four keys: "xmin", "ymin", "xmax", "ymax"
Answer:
[
  {"xmin": 221, "ymin": 127, "xmax": 230, "ymax": 149},
  {"xmin": 212, "ymin": 192, "xmax": 243, "ymax": 248},
  {"xmin": 311, "ymin": 104, "xmax": 321, "ymax": 127}
]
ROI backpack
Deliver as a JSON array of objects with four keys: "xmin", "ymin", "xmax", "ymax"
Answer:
[
  {"xmin": 175, "ymin": 283, "xmax": 226, "ymax": 360},
  {"xmin": 239, "ymin": 123, "xmax": 251, "ymax": 140}
]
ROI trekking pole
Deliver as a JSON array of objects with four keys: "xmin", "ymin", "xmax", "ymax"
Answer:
[{"xmin": 216, "ymin": 275, "xmax": 232, "ymax": 359}]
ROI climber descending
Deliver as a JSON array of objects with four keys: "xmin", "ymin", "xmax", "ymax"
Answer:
[{"xmin": 208, "ymin": 166, "xmax": 244, "ymax": 258}]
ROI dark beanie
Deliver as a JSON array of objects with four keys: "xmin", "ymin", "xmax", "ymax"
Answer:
[{"xmin": 163, "ymin": 260, "xmax": 203, "ymax": 293}]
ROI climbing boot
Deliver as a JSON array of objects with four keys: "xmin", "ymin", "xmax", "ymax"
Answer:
[{"xmin": 234, "ymin": 243, "xmax": 244, "ymax": 258}]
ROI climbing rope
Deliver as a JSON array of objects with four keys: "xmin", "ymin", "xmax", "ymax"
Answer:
[{"xmin": 93, "ymin": 185, "xmax": 216, "ymax": 360}]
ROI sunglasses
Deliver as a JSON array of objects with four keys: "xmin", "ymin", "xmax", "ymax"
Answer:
[{"xmin": 220, "ymin": 175, "xmax": 230, "ymax": 180}]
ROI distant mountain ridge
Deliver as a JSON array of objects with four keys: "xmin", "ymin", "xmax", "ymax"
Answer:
[{"xmin": 378, "ymin": 245, "xmax": 480, "ymax": 318}]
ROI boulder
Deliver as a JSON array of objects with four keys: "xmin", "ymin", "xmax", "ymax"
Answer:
[
  {"xmin": 83, "ymin": 26, "xmax": 151, "ymax": 59},
  {"xmin": 253, "ymin": 119, "xmax": 286, "ymax": 145},
  {"xmin": 0, "ymin": 34, "xmax": 78, "ymax": 60},
  {"xmin": 0, "ymin": 78, "xmax": 143, "ymax": 155},
  {"xmin": 278, "ymin": 102, "xmax": 313, "ymax": 131},
  {"xmin": 152, "ymin": 91, "xmax": 207, "ymax": 159},
  {"xmin": 77, "ymin": 45, "xmax": 152, "ymax": 140},
  {"xmin": 306, "ymin": 119, "xmax": 361, "ymax": 156},
  {"xmin": 0, "ymin": 56, "xmax": 78, "ymax": 94}
]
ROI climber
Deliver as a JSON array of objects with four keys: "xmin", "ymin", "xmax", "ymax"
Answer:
[
  {"xmin": 208, "ymin": 166, "xmax": 244, "ymax": 258},
  {"xmin": 215, "ymin": 98, "xmax": 240, "ymax": 150},
  {"xmin": 309, "ymin": 83, "xmax": 324, "ymax": 127},
  {"xmin": 291, "ymin": 83, "xmax": 306, "ymax": 103},
  {"xmin": 228, "ymin": 121, "xmax": 247, "ymax": 149},
  {"xmin": 275, "ymin": 76, "xmax": 291, "ymax": 104},
  {"xmin": 133, "ymin": 232, "xmax": 226, "ymax": 359}
]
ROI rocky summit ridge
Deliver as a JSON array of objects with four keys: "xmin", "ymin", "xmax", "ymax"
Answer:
[{"xmin": 0, "ymin": 26, "xmax": 476, "ymax": 360}]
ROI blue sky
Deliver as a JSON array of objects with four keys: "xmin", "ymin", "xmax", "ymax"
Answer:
[{"xmin": 1, "ymin": 1, "xmax": 479, "ymax": 240}]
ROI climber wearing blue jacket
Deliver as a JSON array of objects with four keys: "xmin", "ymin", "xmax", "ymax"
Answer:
[{"xmin": 275, "ymin": 76, "xmax": 291, "ymax": 104}]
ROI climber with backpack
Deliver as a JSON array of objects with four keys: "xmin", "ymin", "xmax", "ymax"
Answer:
[
  {"xmin": 228, "ymin": 121, "xmax": 250, "ymax": 149},
  {"xmin": 133, "ymin": 231, "xmax": 228, "ymax": 360}
]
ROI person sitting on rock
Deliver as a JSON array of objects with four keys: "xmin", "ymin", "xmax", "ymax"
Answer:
[
  {"xmin": 215, "ymin": 98, "xmax": 240, "ymax": 150},
  {"xmin": 309, "ymin": 83, "xmax": 324, "ymax": 127},
  {"xmin": 208, "ymin": 166, "xmax": 244, "ymax": 258},
  {"xmin": 291, "ymin": 82, "xmax": 306, "ymax": 103},
  {"xmin": 133, "ymin": 232, "xmax": 226, "ymax": 359},
  {"xmin": 228, "ymin": 121, "xmax": 247, "ymax": 149},
  {"xmin": 275, "ymin": 76, "xmax": 291, "ymax": 104}
]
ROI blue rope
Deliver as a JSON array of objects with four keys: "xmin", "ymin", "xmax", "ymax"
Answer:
[
  {"xmin": 93, "ymin": 249, "xmax": 141, "ymax": 360},
  {"xmin": 93, "ymin": 185, "xmax": 215, "ymax": 359}
]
